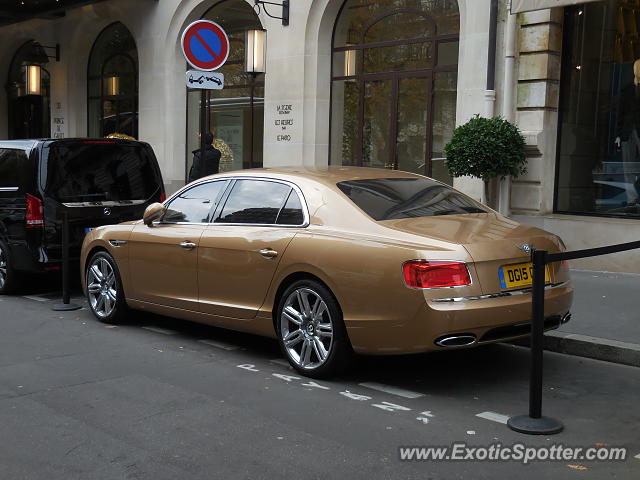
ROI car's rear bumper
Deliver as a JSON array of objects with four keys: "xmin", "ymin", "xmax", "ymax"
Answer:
[{"xmin": 345, "ymin": 282, "xmax": 574, "ymax": 354}]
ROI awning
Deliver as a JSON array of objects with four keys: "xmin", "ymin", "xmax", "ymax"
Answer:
[{"xmin": 511, "ymin": 0, "xmax": 603, "ymax": 14}]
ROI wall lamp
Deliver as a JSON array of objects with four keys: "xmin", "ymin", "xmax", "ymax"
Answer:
[
  {"xmin": 254, "ymin": 0, "xmax": 289, "ymax": 26},
  {"xmin": 245, "ymin": 29, "xmax": 267, "ymax": 76},
  {"xmin": 105, "ymin": 75, "xmax": 120, "ymax": 96},
  {"xmin": 25, "ymin": 64, "xmax": 41, "ymax": 95}
]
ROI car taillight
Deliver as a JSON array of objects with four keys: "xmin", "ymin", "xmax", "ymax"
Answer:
[
  {"xmin": 159, "ymin": 192, "xmax": 166, "ymax": 203},
  {"xmin": 25, "ymin": 194, "xmax": 44, "ymax": 228},
  {"xmin": 403, "ymin": 261, "xmax": 471, "ymax": 289}
]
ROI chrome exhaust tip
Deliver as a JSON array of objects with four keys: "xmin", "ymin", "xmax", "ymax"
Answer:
[
  {"xmin": 435, "ymin": 334, "xmax": 477, "ymax": 348},
  {"xmin": 561, "ymin": 312, "xmax": 572, "ymax": 324}
]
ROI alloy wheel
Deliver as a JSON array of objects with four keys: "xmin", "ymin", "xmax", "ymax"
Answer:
[
  {"xmin": 280, "ymin": 287, "xmax": 334, "ymax": 370},
  {"xmin": 0, "ymin": 244, "xmax": 6, "ymax": 290},
  {"xmin": 87, "ymin": 256, "xmax": 117, "ymax": 318}
]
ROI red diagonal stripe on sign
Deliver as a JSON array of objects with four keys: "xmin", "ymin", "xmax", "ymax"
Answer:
[{"xmin": 194, "ymin": 30, "xmax": 221, "ymax": 61}]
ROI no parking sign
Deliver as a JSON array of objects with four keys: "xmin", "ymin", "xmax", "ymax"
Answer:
[{"xmin": 181, "ymin": 20, "xmax": 230, "ymax": 71}]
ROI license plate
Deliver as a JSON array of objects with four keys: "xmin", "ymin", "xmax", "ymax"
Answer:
[{"xmin": 499, "ymin": 262, "xmax": 550, "ymax": 289}]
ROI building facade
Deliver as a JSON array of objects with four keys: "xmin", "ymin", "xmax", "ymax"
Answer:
[{"xmin": 1, "ymin": 0, "xmax": 639, "ymax": 272}]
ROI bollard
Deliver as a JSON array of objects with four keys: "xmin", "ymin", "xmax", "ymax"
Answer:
[
  {"xmin": 52, "ymin": 210, "xmax": 82, "ymax": 312},
  {"xmin": 507, "ymin": 248, "xmax": 563, "ymax": 435}
]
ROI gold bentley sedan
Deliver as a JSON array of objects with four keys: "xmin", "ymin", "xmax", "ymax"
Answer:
[{"xmin": 81, "ymin": 167, "xmax": 573, "ymax": 377}]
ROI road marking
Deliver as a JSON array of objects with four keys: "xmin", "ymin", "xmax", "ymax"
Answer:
[
  {"xmin": 141, "ymin": 326, "xmax": 178, "ymax": 335},
  {"xmin": 197, "ymin": 339, "xmax": 239, "ymax": 351},
  {"xmin": 339, "ymin": 391, "xmax": 372, "ymax": 401},
  {"xmin": 237, "ymin": 364, "xmax": 259, "ymax": 372},
  {"xmin": 634, "ymin": 453, "xmax": 640, "ymax": 460},
  {"xmin": 301, "ymin": 381, "xmax": 330, "ymax": 390},
  {"xmin": 270, "ymin": 358, "xmax": 291, "ymax": 367},
  {"xmin": 22, "ymin": 295, "xmax": 49, "ymax": 302},
  {"xmin": 359, "ymin": 382, "xmax": 425, "ymax": 399},
  {"xmin": 272, "ymin": 373, "xmax": 300, "ymax": 382},
  {"xmin": 371, "ymin": 401, "xmax": 411, "ymax": 412},
  {"xmin": 416, "ymin": 411, "xmax": 434, "ymax": 424},
  {"xmin": 476, "ymin": 411, "xmax": 510, "ymax": 424}
]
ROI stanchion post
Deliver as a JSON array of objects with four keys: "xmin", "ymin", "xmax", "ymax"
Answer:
[
  {"xmin": 507, "ymin": 248, "xmax": 563, "ymax": 435},
  {"xmin": 53, "ymin": 210, "xmax": 82, "ymax": 312}
]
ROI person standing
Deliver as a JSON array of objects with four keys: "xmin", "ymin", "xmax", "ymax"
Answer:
[{"xmin": 188, "ymin": 131, "xmax": 221, "ymax": 183}]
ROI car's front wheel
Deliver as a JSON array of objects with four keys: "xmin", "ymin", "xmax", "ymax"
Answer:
[
  {"xmin": 86, "ymin": 251, "xmax": 127, "ymax": 323},
  {"xmin": 276, "ymin": 279, "xmax": 352, "ymax": 378}
]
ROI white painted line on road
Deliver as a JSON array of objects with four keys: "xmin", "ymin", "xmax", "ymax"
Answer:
[
  {"xmin": 359, "ymin": 382, "xmax": 425, "ymax": 399},
  {"xmin": 476, "ymin": 411, "xmax": 510, "ymax": 424},
  {"xmin": 141, "ymin": 326, "xmax": 178, "ymax": 335},
  {"xmin": 270, "ymin": 358, "xmax": 291, "ymax": 367},
  {"xmin": 22, "ymin": 295, "xmax": 49, "ymax": 302},
  {"xmin": 634, "ymin": 453, "xmax": 640, "ymax": 460},
  {"xmin": 197, "ymin": 339, "xmax": 239, "ymax": 351}
]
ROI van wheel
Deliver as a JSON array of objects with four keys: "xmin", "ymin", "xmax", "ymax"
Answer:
[
  {"xmin": 85, "ymin": 251, "xmax": 127, "ymax": 323},
  {"xmin": 0, "ymin": 240, "xmax": 20, "ymax": 294},
  {"xmin": 276, "ymin": 279, "xmax": 353, "ymax": 378}
]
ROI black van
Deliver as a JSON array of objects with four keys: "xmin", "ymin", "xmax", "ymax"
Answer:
[{"xmin": 0, "ymin": 138, "xmax": 165, "ymax": 293}]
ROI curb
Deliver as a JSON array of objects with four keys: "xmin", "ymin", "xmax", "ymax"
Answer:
[{"xmin": 510, "ymin": 332, "xmax": 640, "ymax": 368}]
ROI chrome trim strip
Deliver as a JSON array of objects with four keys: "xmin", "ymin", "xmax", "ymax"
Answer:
[
  {"xmin": 0, "ymin": 187, "xmax": 19, "ymax": 192},
  {"xmin": 431, "ymin": 281, "xmax": 570, "ymax": 303}
]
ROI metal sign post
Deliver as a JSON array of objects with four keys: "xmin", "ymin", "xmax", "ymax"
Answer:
[{"xmin": 52, "ymin": 211, "xmax": 82, "ymax": 312}]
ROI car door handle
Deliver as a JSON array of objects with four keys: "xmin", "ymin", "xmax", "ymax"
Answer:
[
  {"xmin": 180, "ymin": 241, "xmax": 197, "ymax": 250},
  {"xmin": 259, "ymin": 248, "xmax": 278, "ymax": 258}
]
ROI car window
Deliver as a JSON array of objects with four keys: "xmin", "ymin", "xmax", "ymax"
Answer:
[
  {"xmin": 216, "ymin": 179, "xmax": 292, "ymax": 224},
  {"xmin": 164, "ymin": 181, "xmax": 228, "ymax": 223},
  {"xmin": 44, "ymin": 142, "xmax": 161, "ymax": 203},
  {"xmin": 276, "ymin": 190, "xmax": 305, "ymax": 225},
  {"xmin": 0, "ymin": 149, "xmax": 25, "ymax": 188},
  {"xmin": 337, "ymin": 177, "xmax": 487, "ymax": 221}
]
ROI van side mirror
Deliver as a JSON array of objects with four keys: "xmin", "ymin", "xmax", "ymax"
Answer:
[{"xmin": 143, "ymin": 203, "xmax": 165, "ymax": 227}]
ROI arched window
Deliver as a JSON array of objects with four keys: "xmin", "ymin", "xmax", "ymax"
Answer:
[
  {"xmin": 331, "ymin": 0, "xmax": 459, "ymax": 183},
  {"xmin": 7, "ymin": 41, "xmax": 51, "ymax": 139},
  {"xmin": 87, "ymin": 22, "xmax": 138, "ymax": 138},
  {"xmin": 185, "ymin": 0, "xmax": 264, "ymax": 179}
]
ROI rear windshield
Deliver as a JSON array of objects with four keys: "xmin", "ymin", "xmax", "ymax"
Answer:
[
  {"xmin": 337, "ymin": 177, "xmax": 487, "ymax": 221},
  {"xmin": 44, "ymin": 142, "xmax": 160, "ymax": 204}
]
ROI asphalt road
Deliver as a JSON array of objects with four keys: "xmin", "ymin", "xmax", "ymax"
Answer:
[{"xmin": 0, "ymin": 283, "xmax": 639, "ymax": 479}]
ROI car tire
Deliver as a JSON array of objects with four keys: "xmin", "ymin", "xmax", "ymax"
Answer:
[
  {"xmin": 0, "ymin": 239, "xmax": 21, "ymax": 294},
  {"xmin": 85, "ymin": 251, "xmax": 128, "ymax": 324},
  {"xmin": 276, "ymin": 279, "xmax": 353, "ymax": 378}
]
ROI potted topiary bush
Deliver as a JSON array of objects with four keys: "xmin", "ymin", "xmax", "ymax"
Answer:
[{"xmin": 444, "ymin": 115, "xmax": 527, "ymax": 209}]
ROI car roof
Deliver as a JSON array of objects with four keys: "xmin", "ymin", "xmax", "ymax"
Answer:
[{"xmin": 202, "ymin": 166, "xmax": 423, "ymax": 187}]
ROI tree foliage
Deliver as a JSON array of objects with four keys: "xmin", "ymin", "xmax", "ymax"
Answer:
[{"xmin": 444, "ymin": 115, "xmax": 527, "ymax": 182}]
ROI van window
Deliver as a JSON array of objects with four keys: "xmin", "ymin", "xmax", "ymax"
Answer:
[
  {"xmin": 44, "ymin": 142, "xmax": 160, "ymax": 204},
  {"xmin": 0, "ymin": 149, "xmax": 26, "ymax": 188}
]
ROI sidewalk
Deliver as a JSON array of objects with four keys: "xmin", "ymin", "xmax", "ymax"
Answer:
[{"xmin": 524, "ymin": 270, "xmax": 640, "ymax": 367}]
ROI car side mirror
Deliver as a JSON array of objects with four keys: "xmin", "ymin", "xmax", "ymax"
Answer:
[{"xmin": 143, "ymin": 202, "xmax": 165, "ymax": 227}]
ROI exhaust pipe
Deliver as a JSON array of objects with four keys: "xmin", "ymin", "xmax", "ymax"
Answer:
[
  {"xmin": 435, "ymin": 334, "xmax": 477, "ymax": 348},
  {"xmin": 561, "ymin": 312, "xmax": 572, "ymax": 324}
]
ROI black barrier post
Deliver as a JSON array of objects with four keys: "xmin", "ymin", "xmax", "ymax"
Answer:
[
  {"xmin": 507, "ymin": 248, "xmax": 563, "ymax": 435},
  {"xmin": 52, "ymin": 211, "xmax": 82, "ymax": 312}
]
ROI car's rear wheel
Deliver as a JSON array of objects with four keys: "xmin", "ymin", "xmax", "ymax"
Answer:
[
  {"xmin": 276, "ymin": 279, "xmax": 352, "ymax": 378},
  {"xmin": 86, "ymin": 251, "xmax": 127, "ymax": 323},
  {"xmin": 0, "ymin": 240, "xmax": 20, "ymax": 294}
]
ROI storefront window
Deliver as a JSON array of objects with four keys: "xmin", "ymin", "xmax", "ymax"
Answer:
[
  {"xmin": 7, "ymin": 41, "xmax": 51, "ymax": 139},
  {"xmin": 556, "ymin": 1, "xmax": 640, "ymax": 217},
  {"xmin": 330, "ymin": 0, "xmax": 459, "ymax": 184},
  {"xmin": 185, "ymin": 0, "xmax": 264, "ymax": 181},
  {"xmin": 87, "ymin": 22, "xmax": 138, "ymax": 138}
]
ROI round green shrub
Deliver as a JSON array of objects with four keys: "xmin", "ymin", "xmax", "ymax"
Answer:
[{"xmin": 444, "ymin": 115, "xmax": 527, "ymax": 182}]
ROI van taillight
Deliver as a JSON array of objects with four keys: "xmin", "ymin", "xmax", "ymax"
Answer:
[
  {"xmin": 25, "ymin": 194, "xmax": 44, "ymax": 227},
  {"xmin": 403, "ymin": 261, "xmax": 471, "ymax": 289},
  {"xmin": 159, "ymin": 192, "xmax": 166, "ymax": 203}
]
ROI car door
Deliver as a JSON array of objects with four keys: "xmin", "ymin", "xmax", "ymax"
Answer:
[
  {"xmin": 128, "ymin": 180, "xmax": 229, "ymax": 311},
  {"xmin": 198, "ymin": 178, "xmax": 308, "ymax": 319}
]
